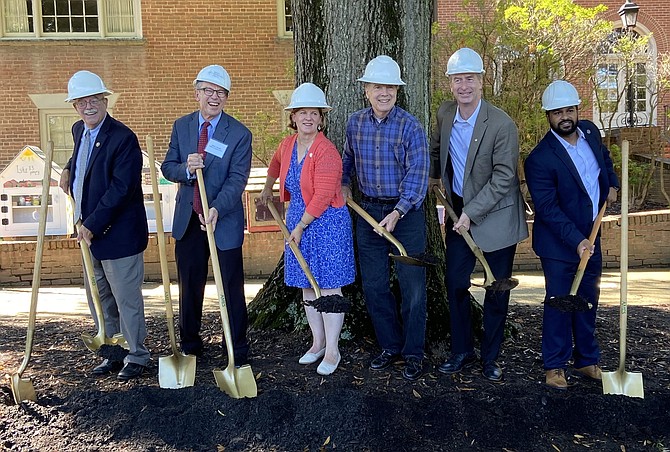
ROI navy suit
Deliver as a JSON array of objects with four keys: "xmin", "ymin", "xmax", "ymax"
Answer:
[
  {"xmin": 69, "ymin": 115, "xmax": 150, "ymax": 366},
  {"xmin": 524, "ymin": 119, "xmax": 618, "ymax": 370},
  {"xmin": 161, "ymin": 110, "xmax": 252, "ymax": 360}
]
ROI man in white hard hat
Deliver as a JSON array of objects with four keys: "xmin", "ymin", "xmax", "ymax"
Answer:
[
  {"xmin": 161, "ymin": 65, "xmax": 252, "ymax": 364},
  {"xmin": 525, "ymin": 80, "xmax": 619, "ymax": 390},
  {"xmin": 429, "ymin": 48, "xmax": 528, "ymax": 382},
  {"xmin": 342, "ymin": 55, "xmax": 430, "ymax": 381},
  {"xmin": 62, "ymin": 70, "xmax": 150, "ymax": 381}
]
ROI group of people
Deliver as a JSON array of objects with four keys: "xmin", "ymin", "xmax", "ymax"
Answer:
[{"xmin": 59, "ymin": 46, "xmax": 619, "ymax": 390}]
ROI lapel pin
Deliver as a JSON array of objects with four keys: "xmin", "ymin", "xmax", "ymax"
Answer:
[{"xmin": 95, "ymin": 142, "xmax": 100, "ymax": 147}]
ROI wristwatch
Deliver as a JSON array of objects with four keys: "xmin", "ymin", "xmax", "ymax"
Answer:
[
  {"xmin": 394, "ymin": 208, "xmax": 405, "ymax": 219},
  {"xmin": 613, "ymin": 186, "xmax": 620, "ymax": 192},
  {"xmin": 298, "ymin": 220, "xmax": 308, "ymax": 229}
]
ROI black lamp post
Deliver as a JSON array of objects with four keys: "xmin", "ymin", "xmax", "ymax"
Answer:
[{"xmin": 618, "ymin": 0, "xmax": 640, "ymax": 127}]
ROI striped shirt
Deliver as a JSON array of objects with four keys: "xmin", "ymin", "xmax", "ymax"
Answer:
[{"xmin": 343, "ymin": 106, "xmax": 429, "ymax": 214}]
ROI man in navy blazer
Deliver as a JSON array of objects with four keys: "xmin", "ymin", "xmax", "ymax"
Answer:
[
  {"xmin": 161, "ymin": 65, "xmax": 252, "ymax": 363},
  {"xmin": 525, "ymin": 80, "xmax": 619, "ymax": 390},
  {"xmin": 63, "ymin": 70, "xmax": 150, "ymax": 381}
]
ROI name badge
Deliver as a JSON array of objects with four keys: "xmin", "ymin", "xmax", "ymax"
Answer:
[{"xmin": 205, "ymin": 139, "xmax": 227, "ymax": 158}]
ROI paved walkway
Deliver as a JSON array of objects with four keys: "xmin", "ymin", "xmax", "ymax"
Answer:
[{"xmin": 1, "ymin": 270, "xmax": 668, "ymax": 321}]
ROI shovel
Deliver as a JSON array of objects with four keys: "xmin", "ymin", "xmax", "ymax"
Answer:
[
  {"xmin": 545, "ymin": 202, "xmax": 607, "ymax": 313},
  {"xmin": 602, "ymin": 140, "xmax": 644, "ymax": 398},
  {"xmin": 346, "ymin": 198, "xmax": 436, "ymax": 267},
  {"xmin": 10, "ymin": 141, "xmax": 54, "ymax": 404},
  {"xmin": 433, "ymin": 186, "xmax": 518, "ymax": 291},
  {"xmin": 196, "ymin": 169, "xmax": 257, "ymax": 398},
  {"xmin": 146, "ymin": 135, "xmax": 196, "ymax": 389},
  {"xmin": 265, "ymin": 200, "xmax": 350, "ymax": 313}
]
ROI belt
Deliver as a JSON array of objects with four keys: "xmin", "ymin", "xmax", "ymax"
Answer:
[{"xmin": 361, "ymin": 194, "xmax": 400, "ymax": 205}]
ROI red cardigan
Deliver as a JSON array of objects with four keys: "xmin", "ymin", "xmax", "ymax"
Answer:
[{"xmin": 267, "ymin": 132, "xmax": 345, "ymax": 218}]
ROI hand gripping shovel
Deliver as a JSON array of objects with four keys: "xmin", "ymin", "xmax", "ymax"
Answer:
[
  {"xmin": 265, "ymin": 200, "xmax": 350, "ymax": 313},
  {"xmin": 602, "ymin": 140, "xmax": 644, "ymax": 398},
  {"xmin": 545, "ymin": 203, "xmax": 607, "ymax": 313},
  {"xmin": 433, "ymin": 186, "xmax": 518, "ymax": 291},
  {"xmin": 196, "ymin": 169, "xmax": 257, "ymax": 398},
  {"xmin": 346, "ymin": 198, "xmax": 436, "ymax": 267},
  {"xmin": 10, "ymin": 141, "xmax": 54, "ymax": 404},
  {"xmin": 147, "ymin": 136, "xmax": 196, "ymax": 389}
]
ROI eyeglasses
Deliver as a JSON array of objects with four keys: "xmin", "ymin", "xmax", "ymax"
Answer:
[
  {"xmin": 74, "ymin": 97, "xmax": 103, "ymax": 109},
  {"xmin": 198, "ymin": 87, "xmax": 228, "ymax": 98}
]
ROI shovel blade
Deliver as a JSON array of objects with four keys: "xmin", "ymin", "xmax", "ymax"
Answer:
[
  {"xmin": 81, "ymin": 332, "xmax": 129, "ymax": 352},
  {"xmin": 10, "ymin": 373, "xmax": 36, "ymax": 404},
  {"xmin": 602, "ymin": 370, "xmax": 644, "ymax": 398},
  {"xmin": 213, "ymin": 365, "xmax": 257, "ymax": 399},
  {"xmin": 158, "ymin": 353, "xmax": 197, "ymax": 389}
]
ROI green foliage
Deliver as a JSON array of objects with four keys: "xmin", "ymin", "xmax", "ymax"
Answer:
[
  {"xmin": 608, "ymin": 143, "xmax": 653, "ymax": 205},
  {"xmin": 247, "ymin": 110, "xmax": 291, "ymax": 166}
]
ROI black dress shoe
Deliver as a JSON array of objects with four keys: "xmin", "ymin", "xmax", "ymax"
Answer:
[
  {"xmin": 234, "ymin": 356, "xmax": 250, "ymax": 368},
  {"xmin": 482, "ymin": 361, "xmax": 503, "ymax": 382},
  {"xmin": 181, "ymin": 348, "xmax": 203, "ymax": 358},
  {"xmin": 92, "ymin": 358, "xmax": 123, "ymax": 376},
  {"xmin": 117, "ymin": 362, "xmax": 146, "ymax": 381},
  {"xmin": 402, "ymin": 357, "xmax": 424, "ymax": 381},
  {"xmin": 438, "ymin": 352, "xmax": 478, "ymax": 374},
  {"xmin": 370, "ymin": 350, "xmax": 401, "ymax": 370}
]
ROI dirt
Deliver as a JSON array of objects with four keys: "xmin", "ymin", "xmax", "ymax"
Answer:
[{"xmin": 2, "ymin": 300, "xmax": 669, "ymax": 452}]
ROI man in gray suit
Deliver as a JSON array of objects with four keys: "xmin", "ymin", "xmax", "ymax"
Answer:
[
  {"xmin": 429, "ymin": 48, "xmax": 528, "ymax": 382},
  {"xmin": 161, "ymin": 65, "xmax": 252, "ymax": 364}
]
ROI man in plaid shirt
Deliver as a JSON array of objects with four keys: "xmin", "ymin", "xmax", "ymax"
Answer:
[{"xmin": 342, "ymin": 55, "xmax": 430, "ymax": 381}]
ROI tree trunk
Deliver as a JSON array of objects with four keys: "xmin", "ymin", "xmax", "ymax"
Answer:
[{"xmin": 249, "ymin": 0, "xmax": 479, "ymax": 343}]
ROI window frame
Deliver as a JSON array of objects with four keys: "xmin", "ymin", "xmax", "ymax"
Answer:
[
  {"xmin": 0, "ymin": 0, "xmax": 142, "ymax": 39},
  {"xmin": 276, "ymin": 0, "xmax": 292, "ymax": 39}
]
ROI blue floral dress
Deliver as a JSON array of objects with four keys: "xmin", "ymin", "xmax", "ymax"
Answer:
[{"xmin": 284, "ymin": 143, "xmax": 355, "ymax": 289}]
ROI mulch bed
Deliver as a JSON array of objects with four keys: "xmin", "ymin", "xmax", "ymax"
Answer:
[{"xmin": 1, "ymin": 301, "xmax": 669, "ymax": 451}]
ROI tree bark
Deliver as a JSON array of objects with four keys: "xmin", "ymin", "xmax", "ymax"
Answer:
[{"xmin": 249, "ymin": 0, "xmax": 475, "ymax": 343}]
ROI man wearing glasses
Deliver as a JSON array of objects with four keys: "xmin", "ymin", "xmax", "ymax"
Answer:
[
  {"xmin": 61, "ymin": 70, "xmax": 150, "ymax": 381},
  {"xmin": 161, "ymin": 65, "xmax": 252, "ymax": 365}
]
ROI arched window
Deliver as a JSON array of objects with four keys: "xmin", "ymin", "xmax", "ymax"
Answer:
[{"xmin": 593, "ymin": 25, "xmax": 657, "ymax": 129}]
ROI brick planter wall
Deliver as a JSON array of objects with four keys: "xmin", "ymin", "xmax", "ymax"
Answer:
[{"xmin": 1, "ymin": 211, "xmax": 668, "ymax": 287}]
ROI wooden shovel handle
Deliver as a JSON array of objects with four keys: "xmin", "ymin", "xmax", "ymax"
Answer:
[
  {"xmin": 146, "ymin": 136, "xmax": 180, "ymax": 355},
  {"xmin": 345, "ymin": 198, "xmax": 409, "ymax": 257},
  {"xmin": 265, "ymin": 200, "xmax": 322, "ymax": 299},
  {"xmin": 569, "ymin": 202, "xmax": 607, "ymax": 295}
]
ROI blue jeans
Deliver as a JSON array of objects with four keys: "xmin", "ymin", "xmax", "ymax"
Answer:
[{"xmin": 356, "ymin": 201, "xmax": 427, "ymax": 358}]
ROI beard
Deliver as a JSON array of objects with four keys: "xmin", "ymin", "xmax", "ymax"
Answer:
[{"xmin": 550, "ymin": 119, "xmax": 578, "ymax": 137}]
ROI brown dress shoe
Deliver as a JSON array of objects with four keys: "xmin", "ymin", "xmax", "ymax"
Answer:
[
  {"xmin": 573, "ymin": 364, "xmax": 602, "ymax": 381},
  {"xmin": 545, "ymin": 369, "xmax": 568, "ymax": 390}
]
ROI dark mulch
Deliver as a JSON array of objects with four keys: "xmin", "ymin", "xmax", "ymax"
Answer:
[{"xmin": 1, "ymin": 301, "xmax": 669, "ymax": 452}]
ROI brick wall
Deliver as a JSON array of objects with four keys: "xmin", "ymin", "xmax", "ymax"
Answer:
[
  {"xmin": 0, "ymin": 0, "xmax": 295, "ymax": 169},
  {"xmin": 1, "ymin": 211, "xmax": 668, "ymax": 287}
]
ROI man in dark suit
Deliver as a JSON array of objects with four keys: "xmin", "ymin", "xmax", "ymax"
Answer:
[
  {"xmin": 62, "ymin": 70, "xmax": 150, "ymax": 381},
  {"xmin": 525, "ymin": 80, "xmax": 619, "ymax": 390},
  {"xmin": 161, "ymin": 65, "xmax": 252, "ymax": 364},
  {"xmin": 429, "ymin": 48, "xmax": 529, "ymax": 382}
]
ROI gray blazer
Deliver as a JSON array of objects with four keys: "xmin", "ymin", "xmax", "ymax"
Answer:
[
  {"xmin": 430, "ymin": 100, "xmax": 528, "ymax": 252},
  {"xmin": 161, "ymin": 111, "xmax": 252, "ymax": 251}
]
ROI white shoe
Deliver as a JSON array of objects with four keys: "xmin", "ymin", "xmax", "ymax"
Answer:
[
  {"xmin": 298, "ymin": 348, "xmax": 325, "ymax": 364},
  {"xmin": 317, "ymin": 354, "xmax": 341, "ymax": 376}
]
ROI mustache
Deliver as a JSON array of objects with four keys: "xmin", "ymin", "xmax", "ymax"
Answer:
[{"xmin": 559, "ymin": 120, "xmax": 574, "ymax": 127}]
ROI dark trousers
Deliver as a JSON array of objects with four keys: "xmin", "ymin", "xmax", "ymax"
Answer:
[
  {"xmin": 175, "ymin": 212, "xmax": 249, "ymax": 360},
  {"xmin": 445, "ymin": 195, "xmax": 517, "ymax": 363},
  {"xmin": 540, "ymin": 252, "xmax": 601, "ymax": 370},
  {"xmin": 356, "ymin": 201, "xmax": 427, "ymax": 359}
]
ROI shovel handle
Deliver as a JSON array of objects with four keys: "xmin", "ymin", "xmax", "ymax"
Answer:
[
  {"xmin": 195, "ymin": 169, "xmax": 239, "ymax": 369},
  {"xmin": 16, "ymin": 141, "xmax": 54, "ymax": 376},
  {"xmin": 569, "ymin": 202, "xmax": 607, "ymax": 295},
  {"xmin": 618, "ymin": 141, "xmax": 630, "ymax": 371},
  {"xmin": 146, "ymin": 136, "xmax": 180, "ymax": 356},
  {"xmin": 265, "ymin": 200, "xmax": 322, "ymax": 299},
  {"xmin": 432, "ymin": 186, "xmax": 497, "ymax": 285},
  {"xmin": 345, "ymin": 198, "xmax": 409, "ymax": 257}
]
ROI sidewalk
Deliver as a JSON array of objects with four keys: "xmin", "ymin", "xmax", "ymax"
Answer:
[{"xmin": 1, "ymin": 270, "xmax": 668, "ymax": 321}]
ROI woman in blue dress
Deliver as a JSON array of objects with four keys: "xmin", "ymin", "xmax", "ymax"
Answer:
[{"xmin": 260, "ymin": 83, "xmax": 355, "ymax": 375}]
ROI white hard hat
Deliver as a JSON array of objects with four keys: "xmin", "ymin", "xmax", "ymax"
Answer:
[
  {"xmin": 194, "ymin": 65, "xmax": 231, "ymax": 92},
  {"xmin": 542, "ymin": 80, "xmax": 581, "ymax": 111},
  {"xmin": 285, "ymin": 83, "xmax": 332, "ymax": 111},
  {"xmin": 65, "ymin": 70, "xmax": 113, "ymax": 102},
  {"xmin": 357, "ymin": 55, "xmax": 406, "ymax": 86},
  {"xmin": 446, "ymin": 48, "xmax": 485, "ymax": 75}
]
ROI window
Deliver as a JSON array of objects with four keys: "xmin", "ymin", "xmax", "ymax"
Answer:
[
  {"xmin": 1, "ymin": 0, "xmax": 142, "ymax": 38},
  {"xmin": 276, "ymin": 0, "xmax": 292, "ymax": 38}
]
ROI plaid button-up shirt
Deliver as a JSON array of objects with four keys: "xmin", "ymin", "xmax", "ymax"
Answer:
[{"xmin": 343, "ymin": 106, "xmax": 429, "ymax": 215}]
